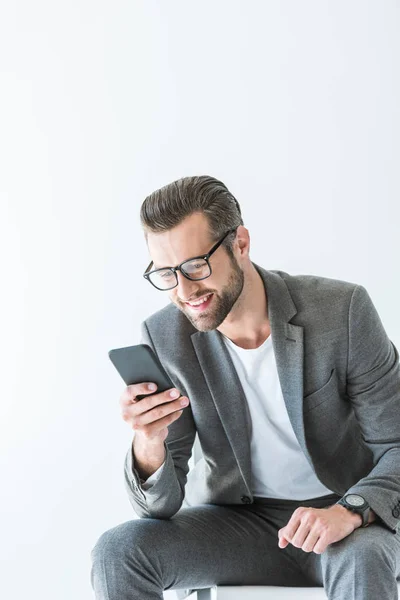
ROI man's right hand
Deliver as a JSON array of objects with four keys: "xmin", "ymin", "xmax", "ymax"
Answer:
[{"xmin": 119, "ymin": 383, "xmax": 190, "ymax": 444}]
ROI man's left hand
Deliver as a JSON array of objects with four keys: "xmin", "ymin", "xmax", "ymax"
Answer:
[{"xmin": 278, "ymin": 504, "xmax": 365, "ymax": 554}]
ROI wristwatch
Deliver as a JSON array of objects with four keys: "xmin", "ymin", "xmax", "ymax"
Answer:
[{"xmin": 336, "ymin": 494, "xmax": 371, "ymax": 527}]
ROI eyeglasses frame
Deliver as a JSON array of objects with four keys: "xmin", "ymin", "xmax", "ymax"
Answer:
[{"xmin": 143, "ymin": 227, "xmax": 238, "ymax": 291}]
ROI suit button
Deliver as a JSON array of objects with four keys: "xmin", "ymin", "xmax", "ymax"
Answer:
[
  {"xmin": 392, "ymin": 508, "xmax": 400, "ymax": 519},
  {"xmin": 241, "ymin": 495, "xmax": 251, "ymax": 504}
]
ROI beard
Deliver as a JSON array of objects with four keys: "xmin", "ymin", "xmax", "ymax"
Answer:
[{"xmin": 175, "ymin": 255, "xmax": 245, "ymax": 332}]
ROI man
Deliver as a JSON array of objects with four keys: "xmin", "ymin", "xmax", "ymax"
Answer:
[{"xmin": 91, "ymin": 175, "xmax": 400, "ymax": 599}]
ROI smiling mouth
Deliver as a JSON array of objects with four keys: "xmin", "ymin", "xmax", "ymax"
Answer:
[{"xmin": 185, "ymin": 293, "xmax": 214, "ymax": 309}]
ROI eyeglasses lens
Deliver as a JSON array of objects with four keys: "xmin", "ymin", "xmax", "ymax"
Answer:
[{"xmin": 149, "ymin": 259, "xmax": 211, "ymax": 290}]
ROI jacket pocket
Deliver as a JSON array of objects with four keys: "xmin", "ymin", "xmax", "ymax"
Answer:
[{"xmin": 303, "ymin": 368, "xmax": 337, "ymax": 412}]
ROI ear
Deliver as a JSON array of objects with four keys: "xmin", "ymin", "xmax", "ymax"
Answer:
[{"xmin": 235, "ymin": 225, "xmax": 250, "ymax": 258}]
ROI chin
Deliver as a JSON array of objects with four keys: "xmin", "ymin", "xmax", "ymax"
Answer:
[
  {"xmin": 183, "ymin": 308, "xmax": 228, "ymax": 332},
  {"xmin": 190, "ymin": 319, "xmax": 217, "ymax": 332}
]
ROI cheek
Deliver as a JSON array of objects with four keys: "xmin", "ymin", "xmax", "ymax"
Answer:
[
  {"xmin": 211, "ymin": 258, "xmax": 230, "ymax": 282},
  {"xmin": 205, "ymin": 272, "xmax": 222, "ymax": 291},
  {"xmin": 169, "ymin": 290, "xmax": 185, "ymax": 306}
]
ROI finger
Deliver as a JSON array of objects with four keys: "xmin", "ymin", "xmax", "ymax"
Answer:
[
  {"xmin": 281, "ymin": 511, "xmax": 303, "ymax": 543},
  {"xmin": 311, "ymin": 536, "xmax": 327, "ymax": 555},
  {"xmin": 121, "ymin": 383, "xmax": 158, "ymax": 406},
  {"xmin": 137, "ymin": 408, "xmax": 184, "ymax": 436},
  {"xmin": 137, "ymin": 388, "xmax": 182, "ymax": 416},
  {"xmin": 146, "ymin": 388, "xmax": 181, "ymax": 409},
  {"xmin": 134, "ymin": 396, "xmax": 189, "ymax": 428},
  {"xmin": 278, "ymin": 535, "xmax": 289, "ymax": 549},
  {"xmin": 291, "ymin": 522, "xmax": 312, "ymax": 549},
  {"xmin": 301, "ymin": 528, "xmax": 321, "ymax": 553}
]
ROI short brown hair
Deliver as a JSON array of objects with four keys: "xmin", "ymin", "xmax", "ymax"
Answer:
[{"xmin": 140, "ymin": 175, "xmax": 244, "ymax": 255}]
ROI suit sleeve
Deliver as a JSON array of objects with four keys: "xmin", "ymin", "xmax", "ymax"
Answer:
[
  {"xmin": 140, "ymin": 460, "xmax": 166, "ymax": 489},
  {"xmin": 343, "ymin": 284, "xmax": 400, "ymax": 533},
  {"xmin": 123, "ymin": 321, "xmax": 197, "ymax": 519}
]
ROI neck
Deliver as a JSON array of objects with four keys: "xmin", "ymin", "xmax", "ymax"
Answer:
[{"xmin": 217, "ymin": 263, "xmax": 270, "ymax": 349}]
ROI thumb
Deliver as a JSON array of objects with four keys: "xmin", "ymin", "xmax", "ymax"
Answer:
[{"xmin": 278, "ymin": 531, "xmax": 289, "ymax": 548}]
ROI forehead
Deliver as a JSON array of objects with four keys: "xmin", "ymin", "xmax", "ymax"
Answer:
[{"xmin": 147, "ymin": 212, "xmax": 214, "ymax": 269}]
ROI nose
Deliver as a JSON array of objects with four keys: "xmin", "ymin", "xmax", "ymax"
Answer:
[{"xmin": 175, "ymin": 270, "xmax": 200, "ymax": 302}]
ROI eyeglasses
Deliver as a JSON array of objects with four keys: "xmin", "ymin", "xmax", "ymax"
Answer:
[{"xmin": 143, "ymin": 228, "xmax": 237, "ymax": 290}]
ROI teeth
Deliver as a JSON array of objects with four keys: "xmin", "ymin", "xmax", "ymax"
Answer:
[{"xmin": 189, "ymin": 294, "xmax": 211, "ymax": 306}]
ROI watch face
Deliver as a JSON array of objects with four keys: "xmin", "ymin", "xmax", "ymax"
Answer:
[{"xmin": 345, "ymin": 494, "xmax": 365, "ymax": 507}]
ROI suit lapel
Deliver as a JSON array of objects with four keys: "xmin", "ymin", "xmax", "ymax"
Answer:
[
  {"xmin": 254, "ymin": 265, "xmax": 313, "ymax": 465},
  {"xmin": 191, "ymin": 263, "xmax": 312, "ymax": 493},
  {"xmin": 191, "ymin": 328, "xmax": 253, "ymax": 492}
]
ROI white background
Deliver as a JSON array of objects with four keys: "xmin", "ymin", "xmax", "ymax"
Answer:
[{"xmin": 0, "ymin": 1, "xmax": 399, "ymax": 599}]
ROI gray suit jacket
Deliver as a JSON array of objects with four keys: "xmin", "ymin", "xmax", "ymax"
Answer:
[{"xmin": 124, "ymin": 264, "xmax": 400, "ymax": 533}]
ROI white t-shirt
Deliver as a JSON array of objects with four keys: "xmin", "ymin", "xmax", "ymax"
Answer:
[
  {"xmin": 140, "ymin": 332, "xmax": 335, "ymax": 499},
  {"xmin": 221, "ymin": 332, "xmax": 335, "ymax": 499}
]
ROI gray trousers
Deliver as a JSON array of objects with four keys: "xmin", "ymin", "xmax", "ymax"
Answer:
[{"xmin": 90, "ymin": 493, "xmax": 400, "ymax": 600}]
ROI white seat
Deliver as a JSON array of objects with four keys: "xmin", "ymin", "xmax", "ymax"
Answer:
[
  {"xmin": 174, "ymin": 581, "xmax": 400, "ymax": 599},
  {"xmin": 189, "ymin": 583, "xmax": 400, "ymax": 598},
  {"xmin": 196, "ymin": 587, "xmax": 328, "ymax": 598}
]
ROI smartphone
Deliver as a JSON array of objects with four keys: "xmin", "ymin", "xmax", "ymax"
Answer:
[{"xmin": 108, "ymin": 343, "xmax": 175, "ymax": 400}]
